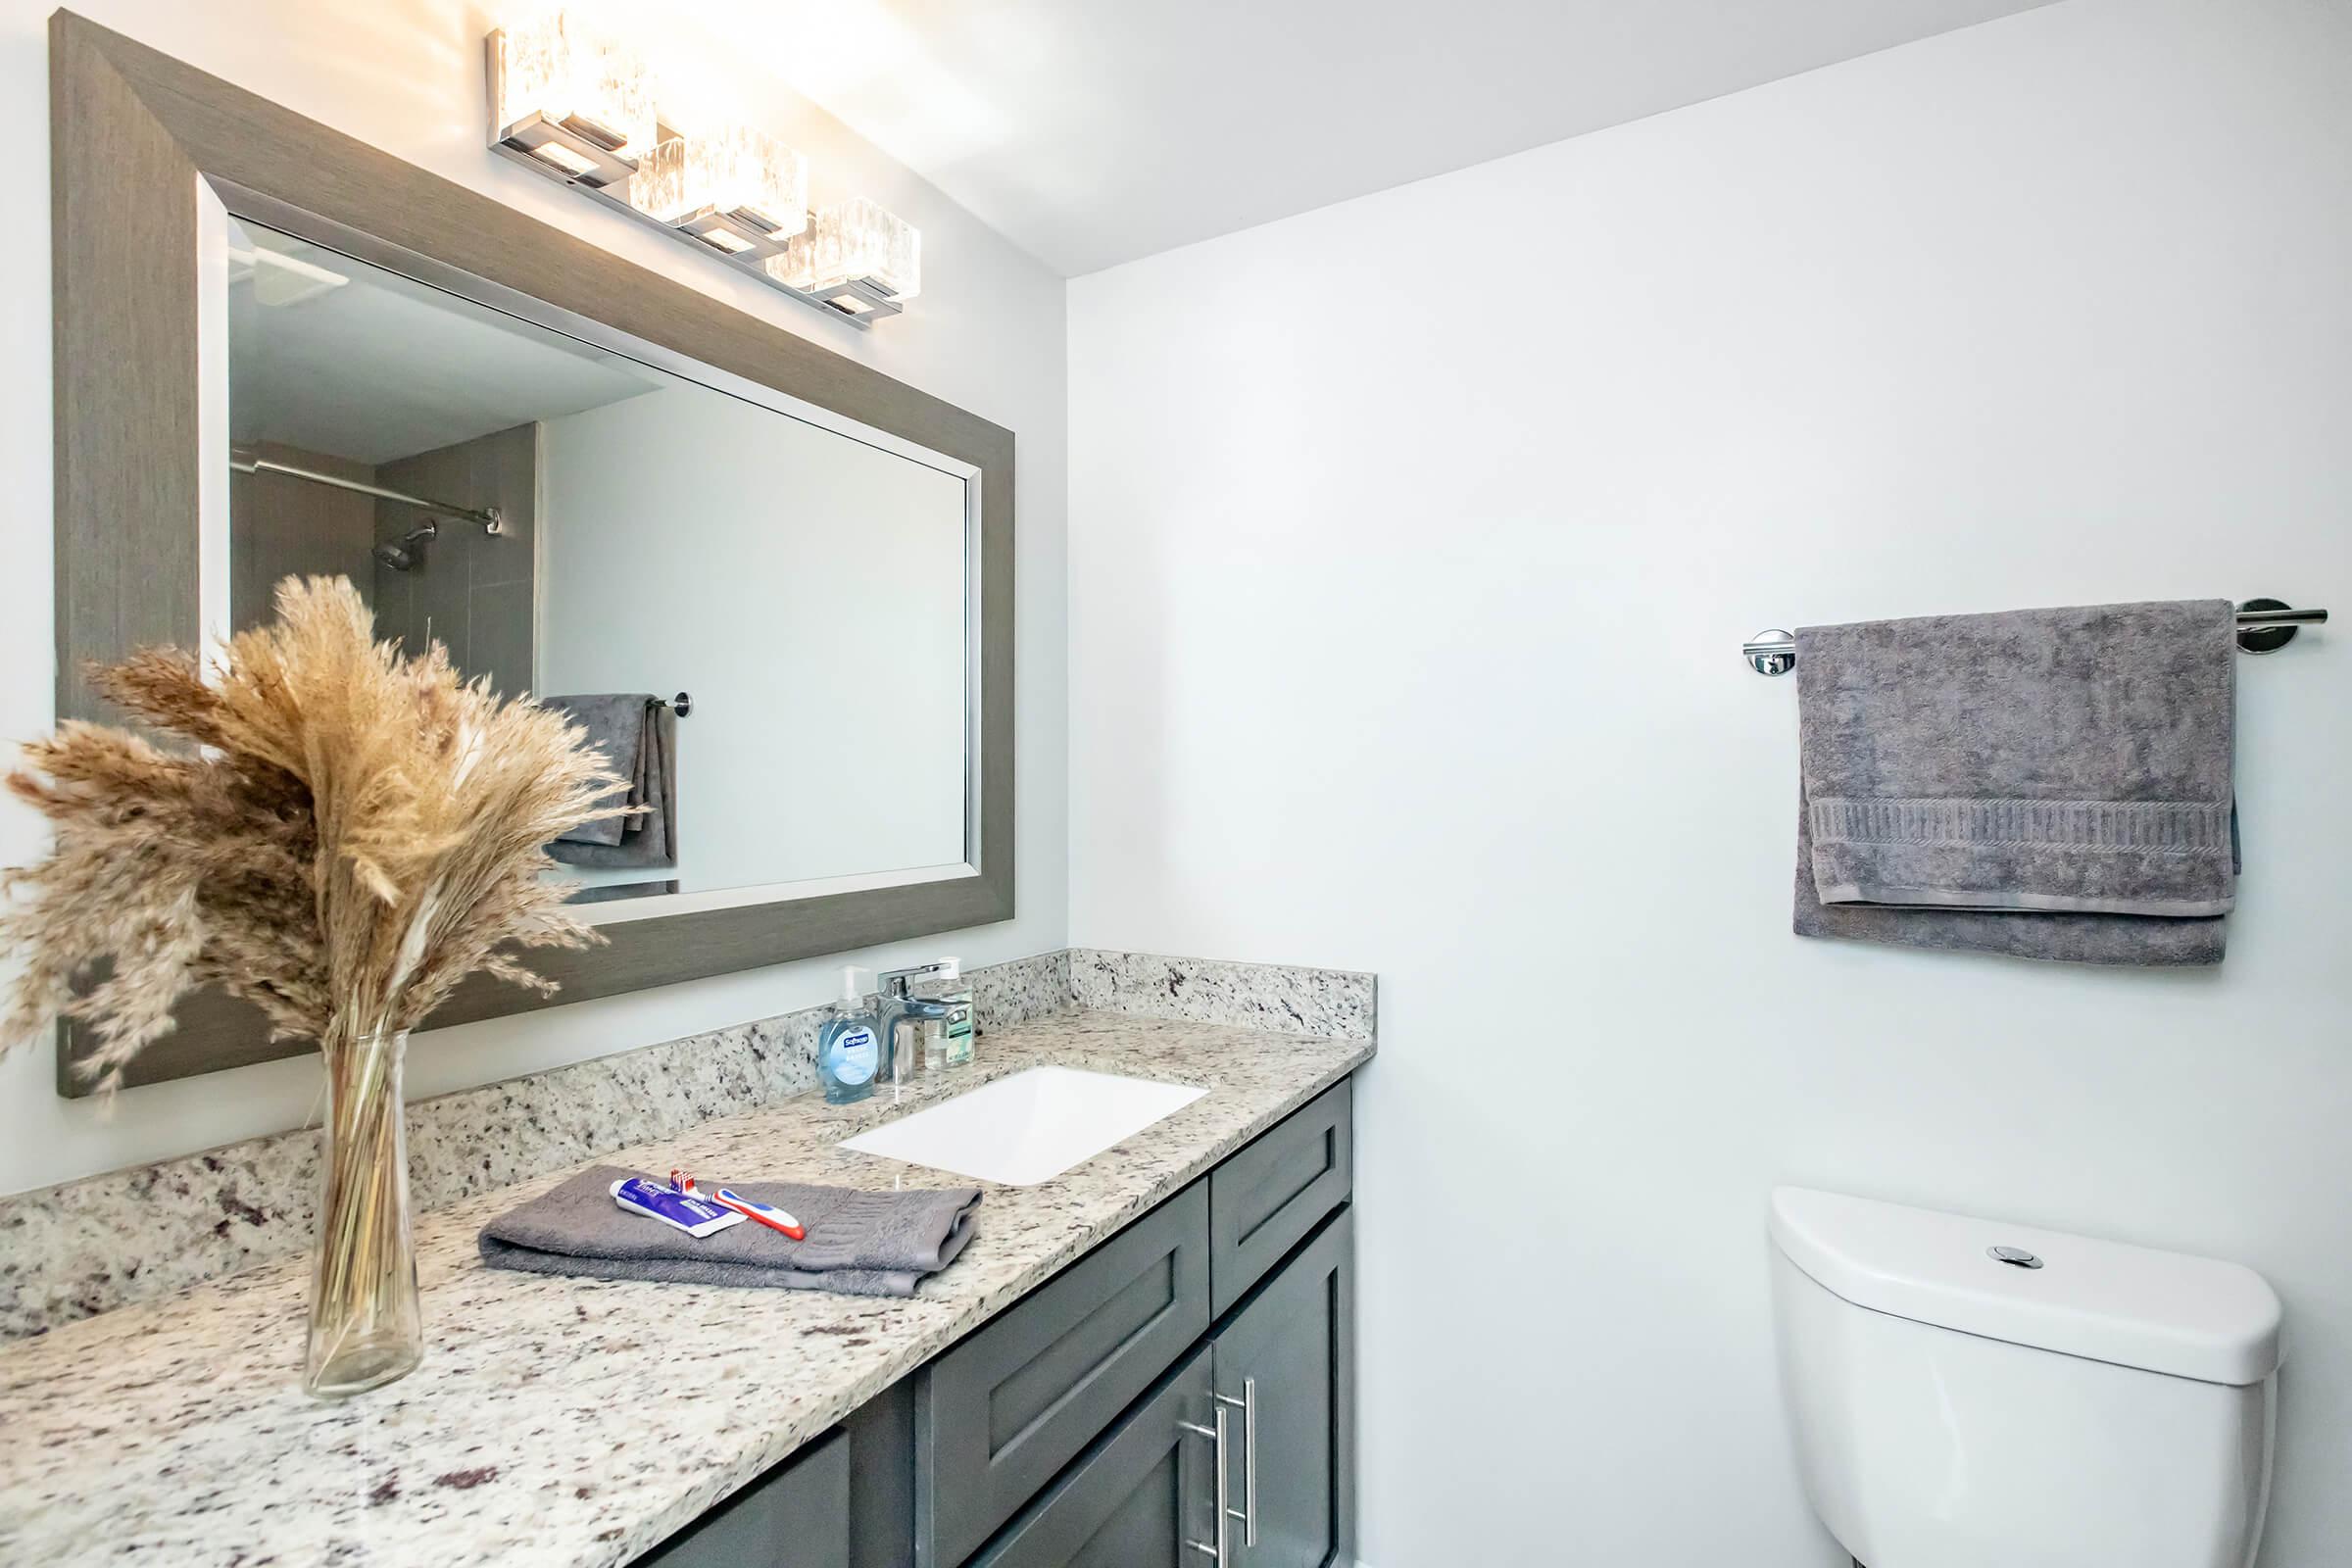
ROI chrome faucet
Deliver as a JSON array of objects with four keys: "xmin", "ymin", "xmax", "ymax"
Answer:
[{"xmin": 874, "ymin": 962, "xmax": 956, "ymax": 1096}]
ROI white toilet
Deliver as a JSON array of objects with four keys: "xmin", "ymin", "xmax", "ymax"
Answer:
[{"xmin": 1768, "ymin": 1187, "xmax": 2281, "ymax": 1568}]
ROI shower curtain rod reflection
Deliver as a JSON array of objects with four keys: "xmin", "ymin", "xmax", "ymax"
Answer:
[{"xmin": 230, "ymin": 448, "xmax": 505, "ymax": 535}]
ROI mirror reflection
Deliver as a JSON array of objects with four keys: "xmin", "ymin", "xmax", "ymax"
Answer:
[{"xmin": 223, "ymin": 218, "xmax": 973, "ymax": 908}]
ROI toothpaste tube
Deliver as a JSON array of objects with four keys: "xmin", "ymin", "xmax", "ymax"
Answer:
[{"xmin": 612, "ymin": 1175, "xmax": 744, "ymax": 1238}]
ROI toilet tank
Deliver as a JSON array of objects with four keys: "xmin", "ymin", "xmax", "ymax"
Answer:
[{"xmin": 1768, "ymin": 1188, "xmax": 2280, "ymax": 1568}]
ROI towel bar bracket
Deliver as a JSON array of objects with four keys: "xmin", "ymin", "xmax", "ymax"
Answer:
[
  {"xmin": 1745, "ymin": 630, "xmax": 1796, "ymax": 676},
  {"xmin": 2233, "ymin": 598, "xmax": 2305, "ymax": 656},
  {"xmin": 1740, "ymin": 600, "xmax": 2328, "ymax": 675}
]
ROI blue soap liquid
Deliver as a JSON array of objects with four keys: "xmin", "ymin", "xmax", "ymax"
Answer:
[{"xmin": 819, "ymin": 1014, "xmax": 880, "ymax": 1104}]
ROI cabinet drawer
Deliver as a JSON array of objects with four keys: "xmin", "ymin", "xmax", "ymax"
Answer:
[
  {"xmin": 1209, "ymin": 1079, "xmax": 1352, "ymax": 1317},
  {"xmin": 963, "ymin": 1347, "xmax": 1213, "ymax": 1568},
  {"xmin": 917, "ymin": 1179, "xmax": 1211, "ymax": 1566},
  {"xmin": 632, "ymin": 1428, "xmax": 850, "ymax": 1568}
]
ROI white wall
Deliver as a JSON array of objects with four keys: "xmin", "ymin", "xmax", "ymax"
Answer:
[
  {"xmin": 1067, "ymin": 2, "xmax": 2351, "ymax": 1563},
  {"xmin": 0, "ymin": 0, "xmax": 1067, "ymax": 1193},
  {"xmin": 539, "ymin": 383, "xmax": 966, "ymax": 891}
]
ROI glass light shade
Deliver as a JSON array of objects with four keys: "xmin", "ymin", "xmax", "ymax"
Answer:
[
  {"xmin": 492, "ymin": 12, "xmax": 659, "ymax": 163},
  {"xmin": 629, "ymin": 127, "xmax": 808, "ymax": 237},
  {"xmin": 767, "ymin": 199, "xmax": 921, "ymax": 300}
]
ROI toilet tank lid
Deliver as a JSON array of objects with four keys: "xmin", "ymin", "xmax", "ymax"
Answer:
[{"xmin": 1769, "ymin": 1187, "xmax": 2281, "ymax": 1387}]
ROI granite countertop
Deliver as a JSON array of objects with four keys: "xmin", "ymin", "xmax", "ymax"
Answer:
[{"xmin": 0, "ymin": 1010, "xmax": 1372, "ymax": 1567}]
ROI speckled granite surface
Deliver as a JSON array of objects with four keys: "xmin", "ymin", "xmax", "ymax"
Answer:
[
  {"xmin": 1069, "ymin": 949, "xmax": 1377, "ymax": 1039},
  {"xmin": 0, "ymin": 1010, "xmax": 1372, "ymax": 1568},
  {"xmin": 969, "ymin": 948, "xmax": 1073, "ymax": 1028},
  {"xmin": 0, "ymin": 951, "xmax": 1082, "ymax": 1340}
]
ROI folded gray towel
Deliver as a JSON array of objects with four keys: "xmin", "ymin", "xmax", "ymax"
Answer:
[
  {"xmin": 478, "ymin": 1166, "xmax": 982, "ymax": 1298},
  {"xmin": 1792, "ymin": 796, "xmax": 2229, "ymax": 965},
  {"xmin": 1793, "ymin": 600, "xmax": 2236, "ymax": 966},
  {"xmin": 542, "ymin": 695, "xmax": 678, "ymax": 869}
]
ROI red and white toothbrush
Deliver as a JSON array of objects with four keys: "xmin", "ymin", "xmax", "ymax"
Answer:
[
  {"xmin": 672, "ymin": 1169, "xmax": 806, "ymax": 1240},
  {"xmin": 712, "ymin": 1189, "xmax": 806, "ymax": 1240}
]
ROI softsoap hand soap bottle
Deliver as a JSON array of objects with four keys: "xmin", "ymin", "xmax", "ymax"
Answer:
[{"xmin": 818, "ymin": 965, "xmax": 881, "ymax": 1104}]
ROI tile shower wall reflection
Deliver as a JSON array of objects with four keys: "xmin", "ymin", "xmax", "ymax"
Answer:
[
  {"xmin": 229, "ymin": 443, "xmax": 377, "ymax": 631},
  {"xmin": 370, "ymin": 424, "xmax": 538, "ymax": 695}
]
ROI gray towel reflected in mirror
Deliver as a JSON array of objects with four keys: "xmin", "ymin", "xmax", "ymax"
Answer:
[{"xmin": 541, "ymin": 694, "xmax": 678, "ymax": 869}]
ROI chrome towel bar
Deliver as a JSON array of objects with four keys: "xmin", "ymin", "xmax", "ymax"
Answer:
[{"xmin": 1742, "ymin": 600, "xmax": 2328, "ymax": 675}]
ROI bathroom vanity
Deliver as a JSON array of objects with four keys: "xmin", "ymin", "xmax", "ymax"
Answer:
[
  {"xmin": 0, "ymin": 1006, "xmax": 1369, "ymax": 1568},
  {"xmin": 642, "ymin": 1077, "xmax": 1354, "ymax": 1568}
]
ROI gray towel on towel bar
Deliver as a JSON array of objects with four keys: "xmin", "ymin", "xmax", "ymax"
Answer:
[
  {"xmin": 541, "ymin": 695, "xmax": 677, "ymax": 869},
  {"xmin": 1792, "ymin": 600, "xmax": 2236, "ymax": 966},
  {"xmin": 478, "ymin": 1165, "xmax": 983, "ymax": 1298}
]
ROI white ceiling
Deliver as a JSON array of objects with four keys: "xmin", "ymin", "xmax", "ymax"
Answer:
[
  {"xmin": 228, "ymin": 221, "xmax": 661, "ymax": 465},
  {"xmin": 667, "ymin": 0, "xmax": 2054, "ymax": 276}
]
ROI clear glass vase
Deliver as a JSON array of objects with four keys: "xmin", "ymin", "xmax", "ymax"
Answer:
[{"xmin": 304, "ymin": 1026, "xmax": 423, "ymax": 1398}]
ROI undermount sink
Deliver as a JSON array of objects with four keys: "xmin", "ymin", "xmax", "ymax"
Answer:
[{"xmin": 837, "ymin": 1065, "xmax": 1208, "ymax": 1186}]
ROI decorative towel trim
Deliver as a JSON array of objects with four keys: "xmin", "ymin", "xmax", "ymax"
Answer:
[
  {"xmin": 1813, "ymin": 883, "xmax": 2234, "ymax": 917},
  {"xmin": 1808, "ymin": 798, "xmax": 2234, "ymax": 857}
]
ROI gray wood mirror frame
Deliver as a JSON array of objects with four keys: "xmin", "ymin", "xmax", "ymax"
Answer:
[{"xmin": 47, "ymin": 11, "xmax": 1014, "ymax": 1094}]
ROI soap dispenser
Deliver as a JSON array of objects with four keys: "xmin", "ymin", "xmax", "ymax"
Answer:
[
  {"xmin": 929, "ymin": 957, "xmax": 976, "ymax": 1069},
  {"xmin": 817, "ymin": 966, "xmax": 881, "ymax": 1105}
]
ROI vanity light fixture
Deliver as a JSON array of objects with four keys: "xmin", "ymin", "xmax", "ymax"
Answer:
[
  {"xmin": 487, "ymin": 13, "xmax": 660, "ymax": 187},
  {"xmin": 768, "ymin": 198, "xmax": 920, "ymax": 319},
  {"xmin": 629, "ymin": 124, "xmax": 808, "ymax": 261},
  {"xmin": 482, "ymin": 15, "xmax": 919, "ymax": 329}
]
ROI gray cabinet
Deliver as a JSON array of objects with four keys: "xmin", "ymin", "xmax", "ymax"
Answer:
[
  {"xmin": 639, "ymin": 1071, "xmax": 1358, "ymax": 1568},
  {"xmin": 633, "ymin": 1428, "xmax": 851, "ymax": 1568},
  {"xmin": 964, "ymin": 1206, "xmax": 1357, "ymax": 1568},
  {"xmin": 1208, "ymin": 1081, "xmax": 1351, "ymax": 1317},
  {"xmin": 1210, "ymin": 1207, "xmax": 1355, "ymax": 1568},
  {"xmin": 918, "ymin": 1181, "xmax": 1212, "ymax": 1566},
  {"xmin": 963, "ymin": 1348, "xmax": 1215, "ymax": 1568}
]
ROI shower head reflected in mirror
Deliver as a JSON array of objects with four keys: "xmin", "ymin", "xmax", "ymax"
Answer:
[{"xmin": 373, "ymin": 519, "xmax": 438, "ymax": 572}]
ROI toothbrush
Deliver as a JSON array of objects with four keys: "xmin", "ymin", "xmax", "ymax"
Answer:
[
  {"xmin": 711, "ymin": 1188, "xmax": 806, "ymax": 1240},
  {"xmin": 671, "ymin": 1170, "xmax": 806, "ymax": 1240}
]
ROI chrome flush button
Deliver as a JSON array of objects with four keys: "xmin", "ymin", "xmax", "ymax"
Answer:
[{"xmin": 1988, "ymin": 1245, "xmax": 2044, "ymax": 1270}]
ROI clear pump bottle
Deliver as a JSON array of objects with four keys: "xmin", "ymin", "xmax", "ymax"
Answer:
[
  {"xmin": 929, "ymin": 957, "xmax": 976, "ymax": 1068},
  {"xmin": 817, "ymin": 965, "xmax": 881, "ymax": 1104}
]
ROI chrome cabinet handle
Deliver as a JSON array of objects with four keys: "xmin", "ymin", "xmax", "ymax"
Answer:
[
  {"xmin": 1214, "ymin": 1378, "xmax": 1258, "ymax": 1546},
  {"xmin": 1179, "ymin": 1405, "xmax": 1230, "ymax": 1564}
]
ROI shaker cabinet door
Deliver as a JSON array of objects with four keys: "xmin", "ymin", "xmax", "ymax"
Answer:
[
  {"xmin": 964, "ymin": 1348, "xmax": 1217, "ymax": 1568},
  {"xmin": 918, "ymin": 1180, "xmax": 1212, "ymax": 1566},
  {"xmin": 630, "ymin": 1427, "xmax": 851, "ymax": 1568},
  {"xmin": 1209, "ymin": 1206, "xmax": 1355, "ymax": 1568}
]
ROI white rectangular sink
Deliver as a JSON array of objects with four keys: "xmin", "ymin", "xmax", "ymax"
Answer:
[{"xmin": 838, "ymin": 1065, "xmax": 1207, "ymax": 1186}]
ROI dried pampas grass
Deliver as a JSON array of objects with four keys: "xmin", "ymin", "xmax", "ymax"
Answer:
[{"xmin": 0, "ymin": 574, "xmax": 627, "ymax": 1089}]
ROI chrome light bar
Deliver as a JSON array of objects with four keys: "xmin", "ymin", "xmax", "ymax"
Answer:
[{"xmin": 485, "ymin": 29, "xmax": 912, "ymax": 330}]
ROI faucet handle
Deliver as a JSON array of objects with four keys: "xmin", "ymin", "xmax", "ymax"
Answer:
[{"xmin": 876, "ymin": 959, "xmax": 955, "ymax": 997}]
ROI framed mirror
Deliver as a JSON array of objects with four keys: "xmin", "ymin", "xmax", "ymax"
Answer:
[{"xmin": 49, "ymin": 13, "xmax": 1014, "ymax": 1092}]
